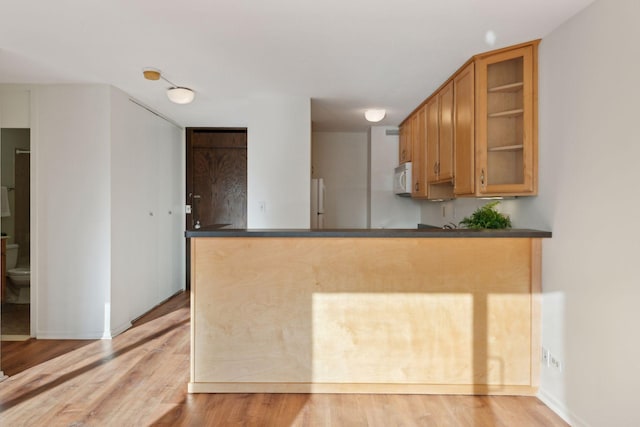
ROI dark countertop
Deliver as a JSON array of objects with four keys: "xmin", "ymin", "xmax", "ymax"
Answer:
[{"xmin": 185, "ymin": 227, "xmax": 552, "ymax": 239}]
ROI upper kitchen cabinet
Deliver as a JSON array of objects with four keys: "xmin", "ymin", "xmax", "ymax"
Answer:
[
  {"xmin": 453, "ymin": 62, "xmax": 475, "ymax": 196},
  {"xmin": 399, "ymin": 120, "xmax": 412, "ymax": 164},
  {"xmin": 399, "ymin": 39, "xmax": 539, "ymax": 199},
  {"xmin": 425, "ymin": 81, "xmax": 454, "ymax": 187},
  {"xmin": 398, "ymin": 106, "xmax": 427, "ymax": 198},
  {"xmin": 437, "ymin": 81, "xmax": 454, "ymax": 182},
  {"xmin": 425, "ymin": 95, "xmax": 439, "ymax": 184},
  {"xmin": 411, "ymin": 105, "xmax": 428, "ymax": 198},
  {"xmin": 475, "ymin": 42, "xmax": 538, "ymax": 196}
]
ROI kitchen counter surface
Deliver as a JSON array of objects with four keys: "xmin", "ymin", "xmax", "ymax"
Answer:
[{"xmin": 185, "ymin": 227, "xmax": 551, "ymax": 239}]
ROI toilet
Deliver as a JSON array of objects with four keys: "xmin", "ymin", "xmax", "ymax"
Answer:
[{"xmin": 5, "ymin": 243, "xmax": 30, "ymax": 304}]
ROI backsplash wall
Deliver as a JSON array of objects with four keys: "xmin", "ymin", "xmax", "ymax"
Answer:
[{"xmin": 419, "ymin": 197, "xmax": 534, "ymax": 229}]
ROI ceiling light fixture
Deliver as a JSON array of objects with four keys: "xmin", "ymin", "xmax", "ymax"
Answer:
[
  {"xmin": 143, "ymin": 67, "xmax": 195, "ymax": 104},
  {"xmin": 364, "ymin": 109, "xmax": 386, "ymax": 123},
  {"xmin": 166, "ymin": 87, "xmax": 195, "ymax": 104}
]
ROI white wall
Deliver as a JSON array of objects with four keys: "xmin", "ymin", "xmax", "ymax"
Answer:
[
  {"xmin": 421, "ymin": 1, "xmax": 640, "ymax": 424},
  {"xmin": 248, "ymin": 95, "xmax": 311, "ymax": 228},
  {"xmin": 24, "ymin": 84, "xmax": 185, "ymax": 339},
  {"xmin": 524, "ymin": 1, "xmax": 640, "ymax": 424},
  {"xmin": 312, "ymin": 131, "xmax": 368, "ymax": 228},
  {"xmin": 0, "ymin": 88, "xmax": 30, "ymax": 128},
  {"xmin": 34, "ymin": 85, "xmax": 112, "ymax": 338},
  {"xmin": 369, "ymin": 127, "xmax": 421, "ymax": 228}
]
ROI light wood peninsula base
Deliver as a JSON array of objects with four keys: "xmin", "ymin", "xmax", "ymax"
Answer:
[{"xmin": 189, "ymin": 233, "xmax": 546, "ymax": 395}]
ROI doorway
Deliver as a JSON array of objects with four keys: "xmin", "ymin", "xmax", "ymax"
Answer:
[
  {"xmin": 185, "ymin": 128, "xmax": 247, "ymax": 287},
  {"xmin": 1, "ymin": 129, "xmax": 31, "ymax": 340}
]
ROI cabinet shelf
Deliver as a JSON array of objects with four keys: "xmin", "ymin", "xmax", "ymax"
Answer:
[
  {"xmin": 488, "ymin": 109, "xmax": 524, "ymax": 118},
  {"xmin": 488, "ymin": 82, "xmax": 524, "ymax": 93},
  {"xmin": 488, "ymin": 144, "xmax": 524, "ymax": 152}
]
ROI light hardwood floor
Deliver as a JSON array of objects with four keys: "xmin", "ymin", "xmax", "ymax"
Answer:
[{"xmin": 0, "ymin": 292, "xmax": 568, "ymax": 426}]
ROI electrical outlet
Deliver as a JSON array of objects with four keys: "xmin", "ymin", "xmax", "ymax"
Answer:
[
  {"xmin": 550, "ymin": 355, "xmax": 562, "ymax": 372},
  {"xmin": 542, "ymin": 347, "xmax": 550, "ymax": 366}
]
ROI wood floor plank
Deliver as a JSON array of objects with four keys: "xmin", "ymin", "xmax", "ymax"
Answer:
[{"xmin": 1, "ymin": 291, "xmax": 569, "ymax": 427}]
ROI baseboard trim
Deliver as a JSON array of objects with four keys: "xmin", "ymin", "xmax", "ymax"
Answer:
[
  {"xmin": 106, "ymin": 321, "xmax": 133, "ymax": 339},
  {"xmin": 36, "ymin": 331, "xmax": 104, "ymax": 340},
  {"xmin": 538, "ymin": 388, "xmax": 591, "ymax": 427},
  {"xmin": 130, "ymin": 289, "xmax": 185, "ymax": 324},
  {"xmin": 35, "ymin": 290, "xmax": 185, "ymax": 340}
]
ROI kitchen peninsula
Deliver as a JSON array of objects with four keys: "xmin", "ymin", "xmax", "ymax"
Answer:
[{"xmin": 186, "ymin": 228, "xmax": 551, "ymax": 395}]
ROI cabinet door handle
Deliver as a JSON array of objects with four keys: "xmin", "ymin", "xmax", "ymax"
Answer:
[
  {"xmin": 415, "ymin": 182, "xmax": 419, "ymax": 192},
  {"xmin": 434, "ymin": 163, "xmax": 438, "ymax": 174},
  {"xmin": 480, "ymin": 169, "xmax": 485, "ymax": 187}
]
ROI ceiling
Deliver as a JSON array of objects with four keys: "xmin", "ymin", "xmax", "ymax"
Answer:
[{"xmin": 0, "ymin": 0, "xmax": 594, "ymax": 132}]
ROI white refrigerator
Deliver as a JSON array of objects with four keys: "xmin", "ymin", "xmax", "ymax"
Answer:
[{"xmin": 311, "ymin": 178, "xmax": 325, "ymax": 229}]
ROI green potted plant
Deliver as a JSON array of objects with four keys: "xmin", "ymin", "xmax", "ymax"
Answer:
[{"xmin": 459, "ymin": 201, "xmax": 512, "ymax": 229}]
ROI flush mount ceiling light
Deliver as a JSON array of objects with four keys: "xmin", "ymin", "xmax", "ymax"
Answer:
[
  {"xmin": 143, "ymin": 67, "xmax": 196, "ymax": 104},
  {"xmin": 364, "ymin": 109, "xmax": 386, "ymax": 123},
  {"xmin": 167, "ymin": 87, "xmax": 195, "ymax": 104}
]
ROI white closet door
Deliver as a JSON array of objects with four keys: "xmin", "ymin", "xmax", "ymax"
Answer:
[
  {"xmin": 134, "ymin": 107, "xmax": 160, "ymax": 316},
  {"xmin": 155, "ymin": 120, "xmax": 174, "ymax": 301},
  {"xmin": 111, "ymin": 92, "xmax": 184, "ymax": 327}
]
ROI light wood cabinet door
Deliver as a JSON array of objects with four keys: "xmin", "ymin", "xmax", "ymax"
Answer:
[
  {"xmin": 399, "ymin": 121, "xmax": 412, "ymax": 164},
  {"xmin": 454, "ymin": 62, "xmax": 475, "ymax": 196},
  {"xmin": 425, "ymin": 81, "xmax": 454, "ymax": 190},
  {"xmin": 475, "ymin": 44, "xmax": 537, "ymax": 195},
  {"xmin": 398, "ymin": 124, "xmax": 405, "ymax": 163},
  {"xmin": 426, "ymin": 96, "xmax": 439, "ymax": 184},
  {"xmin": 438, "ymin": 81, "xmax": 454, "ymax": 181},
  {"xmin": 411, "ymin": 106, "xmax": 428, "ymax": 198}
]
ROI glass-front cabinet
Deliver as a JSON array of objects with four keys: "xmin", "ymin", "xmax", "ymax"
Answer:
[{"xmin": 475, "ymin": 43, "xmax": 538, "ymax": 195}]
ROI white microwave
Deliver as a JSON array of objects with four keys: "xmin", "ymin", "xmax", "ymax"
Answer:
[{"xmin": 394, "ymin": 162, "xmax": 412, "ymax": 196}]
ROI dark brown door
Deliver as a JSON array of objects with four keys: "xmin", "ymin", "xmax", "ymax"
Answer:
[
  {"xmin": 186, "ymin": 128, "xmax": 247, "ymax": 229},
  {"xmin": 186, "ymin": 128, "xmax": 247, "ymax": 287}
]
